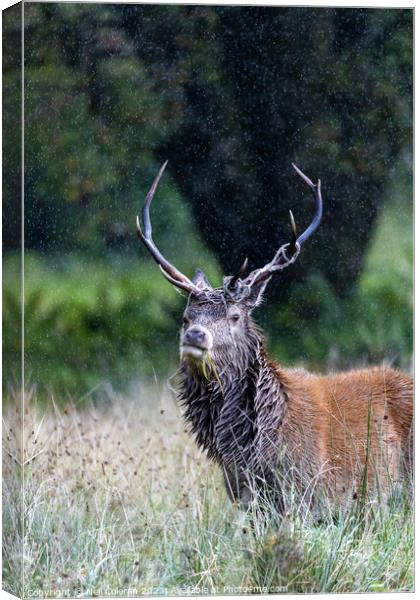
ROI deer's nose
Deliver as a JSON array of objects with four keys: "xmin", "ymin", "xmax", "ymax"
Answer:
[{"xmin": 184, "ymin": 327, "xmax": 206, "ymax": 347}]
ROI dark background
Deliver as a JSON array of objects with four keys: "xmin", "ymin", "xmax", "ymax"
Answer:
[{"xmin": 3, "ymin": 4, "xmax": 413, "ymax": 400}]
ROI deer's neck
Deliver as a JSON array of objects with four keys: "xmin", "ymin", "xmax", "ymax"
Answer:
[{"xmin": 178, "ymin": 331, "xmax": 290, "ymax": 471}]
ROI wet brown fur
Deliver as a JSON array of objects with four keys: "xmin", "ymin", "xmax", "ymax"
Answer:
[{"xmin": 277, "ymin": 364, "xmax": 413, "ymax": 508}]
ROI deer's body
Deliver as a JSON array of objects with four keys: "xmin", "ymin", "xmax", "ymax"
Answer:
[
  {"xmin": 179, "ymin": 322, "xmax": 413, "ymax": 511},
  {"xmin": 137, "ymin": 162, "xmax": 413, "ymax": 513}
]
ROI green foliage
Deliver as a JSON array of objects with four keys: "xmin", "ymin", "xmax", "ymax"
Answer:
[
  {"xmin": 20, "ymin": 3, "xmax": 182, "ymax": 254},
  {"xmin": 3, "ymin": 251, "xmax": 220, "ymax": 399},
  {"xmin": 4, "ymin": 255, "xmax": 174, "ymax": 396}
]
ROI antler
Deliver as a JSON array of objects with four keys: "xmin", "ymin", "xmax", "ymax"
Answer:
[
  {"xmin": 136, "ymin": 162, "xmax": 202, "ymax": 295},
  {"xmin": 242, "ymin": 163, "xmax": 323, "ymax": 288},
  {"xmin": 226, "ymin": 256, "xmax": 249, "ymax": 293}
]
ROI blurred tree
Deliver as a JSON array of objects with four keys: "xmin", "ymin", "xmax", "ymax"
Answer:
[{"xmin": 10, "ymin": 4, "xmax": 412, "ymax": 298}]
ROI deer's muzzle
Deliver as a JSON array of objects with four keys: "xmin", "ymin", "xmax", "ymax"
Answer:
[{"xmin": 181, "ymin": 326, "xmax": 213, "ymax": 360}]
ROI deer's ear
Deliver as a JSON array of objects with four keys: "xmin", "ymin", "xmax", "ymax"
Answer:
[
  {"xmin": 192, "ymin": 269, "xmax": 211, "ymax": 290},
  {"xmin": 246, "ymin": 278, "xmax": 271, "ymax": 310}
]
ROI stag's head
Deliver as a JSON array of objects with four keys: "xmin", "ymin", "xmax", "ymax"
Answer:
[{"xmin": 136, "ymin": 162, "xmax": 322, "ymax": 368}]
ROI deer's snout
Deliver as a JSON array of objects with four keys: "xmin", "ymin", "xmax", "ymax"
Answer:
[
  {"xmin": 184, "ymin": 327, "xmax": 206, "ymax": 346},
  {"xmin": 181, "ymin": 326, "xmax": 213, "ymax": 360}
]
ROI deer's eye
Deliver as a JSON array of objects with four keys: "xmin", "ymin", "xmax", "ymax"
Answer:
[
  {"xmin": 182, "ymin": 317, "xmax": 190, "ymax": 326},
  {"xmin": 230, "ymin": 314, "xmax": 240, "ymax": 322}
]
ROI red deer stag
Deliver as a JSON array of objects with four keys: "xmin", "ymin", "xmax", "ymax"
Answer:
[{"xmin": 136, "ymin": 162, "xmax": 413, "ymax": 515}]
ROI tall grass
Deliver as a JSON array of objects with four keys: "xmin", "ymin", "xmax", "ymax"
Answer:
[{"xmin": 3, "ymin": 387, "xmax": 413, "ymax": 597}]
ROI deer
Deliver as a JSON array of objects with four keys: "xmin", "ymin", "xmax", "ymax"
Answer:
[{"xmin": 136, "ymin": 161, "xmax": 413, "ymax": 516}]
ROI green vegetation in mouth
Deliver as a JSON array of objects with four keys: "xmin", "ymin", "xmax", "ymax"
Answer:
[
  {"xmin": 200, "ymin": 352, "xmax": 209, "ymax": 380},
  {"xmin": 200, "ymin": 352, "xmax": 224, "ymax": 393}
]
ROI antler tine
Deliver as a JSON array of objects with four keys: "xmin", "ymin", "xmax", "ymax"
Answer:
[
  {"xmin": 289, "ymin": 210, "xmax": 297, "ymax": 250},
  {"xmin": 158, "ymin": 266, "xmax": 201, "ymax": 294},
  {"xmin": 242, "ymin": 164, "xmax": 323, "ymax": 288},
  {"xmin": 227, "ymin": 257, "xmax": 249, "ymax": 291},
  {"xmin": 291, "ymin": 163, "xmax": 323, "ymax": 246},
  {"xmin": 137, "ymin": 162, "xmax": 200, "ymax": 294},
  {"xmin": 141, "ymin": 160, "xmax": 168, "ymax": 239}
]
